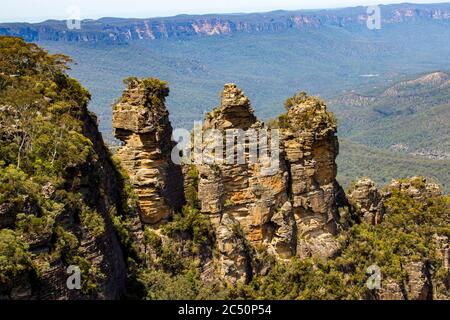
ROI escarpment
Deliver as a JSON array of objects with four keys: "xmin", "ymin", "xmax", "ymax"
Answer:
[
  {"xmin": 198, "ymin": 84, "xmax": 292, "ymax": 282},
  {"xmin": 0, "ymin": 37, "xmax": 145, "ymax": 300},
  {"xmin": 112, "ymin": 77, "xmax": 185, "ymax": 225},
  {"xmin": 89, "ymin": 78, "xmax": 450, "ymax": 298}
]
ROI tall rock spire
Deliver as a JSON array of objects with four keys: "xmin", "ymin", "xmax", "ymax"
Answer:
[
  {"xmin": 281, "ymin": 93, "xmax": 342, "ymax": 259},
  {"xmin": 112, "ymin": 77, "xmax": 184, "ymax": 225},
  {"xmin": 197, "ymin": 84, "xmax": 292, "ymax": 282}
]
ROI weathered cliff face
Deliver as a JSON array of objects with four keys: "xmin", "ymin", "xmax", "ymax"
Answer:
[
  {"xmin": 1, "ymin": 4, "xmax": 449, "ymax": 43},
  {"xmin": 112, "ymin": 77, "xmax": 184, "ymax": 225},
  {"xmin": 28, "ymin": 111, "xmax": 135, "ymax": 300},
  {"xmin": 351, "ymin": 177, "xmax": 449, "ymax": 300},
  {"xmin": 196, "ymin": 84, "xmax": 291, "ymax": 282},
  {"xmin": 108, "ymin": 80, "xmax": 448, "ymax": 298},
  {"xmin": 0, "ymin": 37, "xmax": 145, "ymax": 300},
  {"xmin": 189, "ymin": 85, "xmax": 344, "ymax": 282},
  {"xmin": 381, "ymin": 177, "xmax": 448, "ymax": 300}
]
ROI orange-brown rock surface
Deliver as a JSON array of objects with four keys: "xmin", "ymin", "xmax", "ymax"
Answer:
[
  {"xmin": 112, "ymin": 77, "xmax": 184, "ymax": 225},
  {"xmin": 280, "ymin": 94, "xmax": 343, "ymax": 259},
  {"xmin": 192, "ymin": 85, "xmax": 345, "ymax": 280}
]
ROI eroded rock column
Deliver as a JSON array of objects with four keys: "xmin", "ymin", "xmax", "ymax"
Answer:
[
  {"xmin": 281, "ymin": 94, "xmax": 342, "ymax": 259},
  {"xmin": 197, "ymin": 84, "xmax": 292, "ymax": 282},
  {"xmin": 113, "ymin": 77, "xmax": 184, "ymax": 225}
]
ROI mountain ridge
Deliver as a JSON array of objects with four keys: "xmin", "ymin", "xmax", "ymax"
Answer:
[
  {"xmin": 1, "ymin": 3, "xmax": 450, "ymax": 43},
  {"xmin": 329, "ymin": 71, "xmax": 450, "ymax": 161}
]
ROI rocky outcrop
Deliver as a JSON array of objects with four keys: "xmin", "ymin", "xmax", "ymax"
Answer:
[
  {"xmin": 356, "ymin": 177, "xmax": 449, "ymax": 300},
  {"xmin": 195, "ymin": 84, "xmax": 291, "ymax": 282},
  {"xmin": 348, "ymin": 178, "xmax": 385, "ymax": 225},
  {"xmin": 377, "ymin": 260, "xmax": 434, "ymax": 300},
  {"xmin": 190, "ymin": 85, "xmax": 344, "ymax": 281},
  {"xmin": 385, "ymin": 176, "xmax": 442, "ymax": 200},
  {"xmin": 113, "ymin": 77, "xmax": 184, "ymax": 225}
]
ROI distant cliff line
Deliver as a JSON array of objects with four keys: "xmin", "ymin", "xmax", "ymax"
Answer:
[{"xmin": 1, "ymin": 3, "xmax": 450, "ymax": 43}]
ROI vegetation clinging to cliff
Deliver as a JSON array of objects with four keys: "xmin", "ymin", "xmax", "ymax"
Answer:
[
  {"xmin": 0, "ymin": 37, "xmax": 107, "ymax": 296},
  {"xmin": 269, "ymin": 91, "xmax": 337, "ymax": 132}
]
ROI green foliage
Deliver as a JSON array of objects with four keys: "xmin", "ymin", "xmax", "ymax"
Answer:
[
  {"xmin": 0, "ymin": 229, "xmax": 33, "ymax": 286},
  {"xmin": 79, "ymin": 205, "xmax": 106, "ymax": 238},
  {"xmin": 284, "ymin": 91, "xmax": 309, "ymax": 110},
  {"xmin": 0, "ymin": 37, "xmax": 119, "ymax": 298},
  {"xmin": 122, "ymin": 76, "xmax": 169, "ymax": 110},
  {"xmin": 70, "ymin": 255, "xmax": 106, "ymax": 295},
  {"xmin": 144, "ymin": 228, "xmax": 163, "ymax": 255},
  {"xmin": 37, "ymin": 24, "xmax": 450, "ymax": 190},
  {"xmin": 139, "ymin": 267, "xmax": 227, "ymax": 300},
  {"xmin": 232, "ymin": 187, "xmax": 450, "ymax": 300},
  {"xmin": 53, "ymin": 227, "xmax": 79, "ymax": 262},
  {"xmin": 162, "ymin": 206, "xmax": 213, "ymax": 252},
  {"xmin": 278, "ymin": 92, "xmax": 337, "ymax": 132},
  {"xmin": 111, "ymin": 215, "xmax": 137, "ymax": 253},
  {"xmin": 184, "ymin": 165, "xmax": 200, "ymax": 209}
]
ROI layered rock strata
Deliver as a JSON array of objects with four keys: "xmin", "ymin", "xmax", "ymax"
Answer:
[
  {"xmin": 112, "ymin": 78, "xmax": 184, "ymax": 225},
  {"xmin": 111, "ymin": 81, "xmax": 350, "ymax": 283},
  {"xmin": 193, "ymin": 85, "xmax": 344, "ymax": 281},
  {"xmin": 348, "ymin": 178, "xmax": 385, "ymax": 225},
  {"xmin": 281, "ymin": 95, "xmax": 342, "ymax": 259}
]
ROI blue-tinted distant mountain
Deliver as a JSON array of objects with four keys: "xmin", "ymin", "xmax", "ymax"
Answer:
[{"xmin": 1, "ymin": 3, "xmax": 450, "ymax": 43}]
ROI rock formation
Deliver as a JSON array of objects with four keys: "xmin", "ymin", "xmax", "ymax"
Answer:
[
  {"xmin": 196, "ymin": 84, "xmax": 291, "ymax": 282},
  {"xmin": 3, "ymin": 37, "xmax": 448, "ymax": 300},
  {"xmin": 281, "ymin": 94, "xmax": 343, "ymax": 259},
  {"xmin": 348, "ymin": 178, "xmax": 385, "ymax": 225},
  {"xmin": 113, "ymin": 77, "xmax": 184, "ymax": 225},
  {"xmin": 110, "ymin": 79, "xmax": 448, "ymax": 296},
  {"xmin": 351, "ymin": 176, "xmax": 449, "ymax": 300},
  {"xmin": 385, "ymin": 176, "xmax": 442, "ymax": 200},
  {"xmin": 188, "ymin": 85, "xmax": 345, "ymax": 281}
]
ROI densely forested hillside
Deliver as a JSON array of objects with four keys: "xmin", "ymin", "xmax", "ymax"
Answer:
[
  {"xmin": 330, "ymin": 72, "xmax": 450, "ymax": 159},
  {"xmin": 337, "ymin": 139, "xmax": 450, "ymax": 192},
  {"xmin": 0, "ymin": 36, "xmax": 143, "ymax": 299}
]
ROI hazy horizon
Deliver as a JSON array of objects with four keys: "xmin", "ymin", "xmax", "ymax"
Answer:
[{"xmin": 1, "ymin": 0, "xmax": 449, "ymax": 23}]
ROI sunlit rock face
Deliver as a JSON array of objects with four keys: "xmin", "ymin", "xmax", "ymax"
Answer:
[
  {"xmin": 112, "ymin": 80, "xmax": 346, "ymax": 284},
  {"xmin": 113, "ymin": 78, "xmax": 184, "ymax": 225},
  {"xmin": 281, "ymin": 95, "xmax": 343, "ymax": 260},
  {"xmin": 192, "ymin": 85, "xmax": 345, "ymax": 282},
  {"xmin": 348, "ymin": 178, "xmax": 385, "ymax": 225}
]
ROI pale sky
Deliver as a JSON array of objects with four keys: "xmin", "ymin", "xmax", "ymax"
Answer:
[{"xmin": 1, "ymin": 0, "xmax": 448, "ymax": 23}]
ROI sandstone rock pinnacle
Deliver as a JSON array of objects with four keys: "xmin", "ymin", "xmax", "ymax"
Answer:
[
  {"xmin": 112, "ymin": 77, "xmax": 184, "ymax": 225},
  {"xmin": 281, "ymin": 95, "xmax": 342, "ymax": 259}
]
